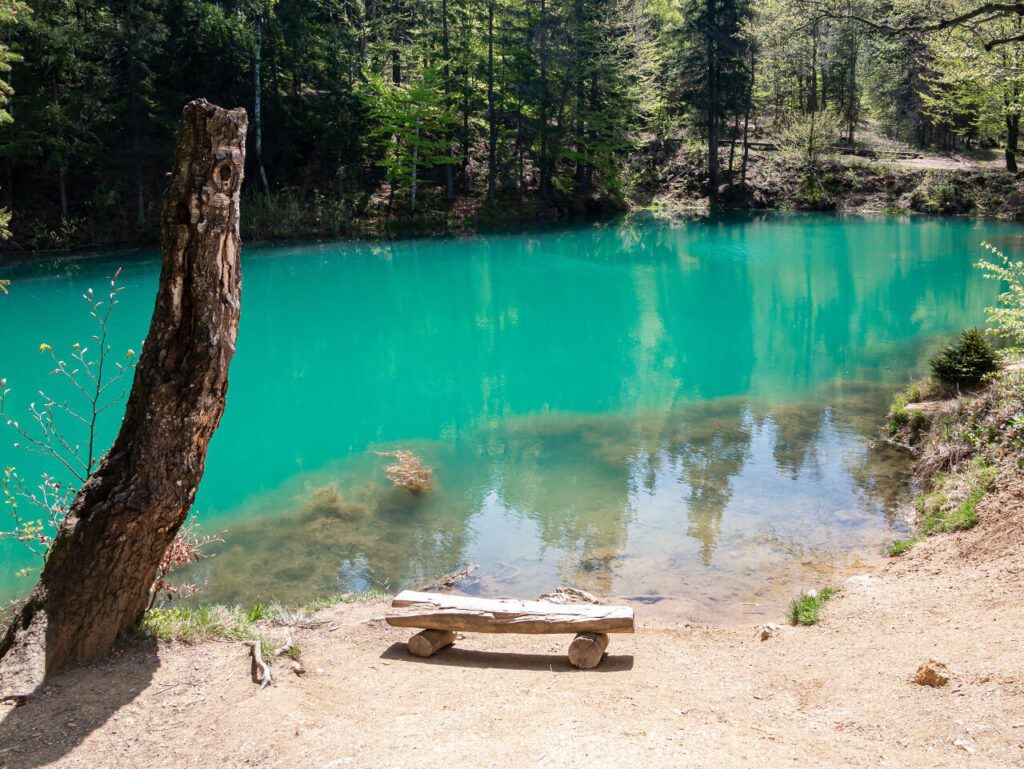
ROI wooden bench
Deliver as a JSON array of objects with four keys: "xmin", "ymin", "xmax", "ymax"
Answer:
[{"xmin": 385, "ymin": 590, "xmax": 635, "ymax": 669}]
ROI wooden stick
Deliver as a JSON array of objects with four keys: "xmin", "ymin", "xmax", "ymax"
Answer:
[
  {"xmin": 568, "ymin": 632, "xmax": 609, "ymax": 669},
  {"xmin": 245, "ymin": 641, "xmax": 272, "ymax": 691},
  {"xmin": 407, "ymin": 629, "xmax": 456, "ymax": 658},
  {"xmin": 386, "ymin": 591, "xmax": 634, "ymax": 634},
  {"xmin": 272, "ymin": 633, "xmax": 294, "ymax": 657}
]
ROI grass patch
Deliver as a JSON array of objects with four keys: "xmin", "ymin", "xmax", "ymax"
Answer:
[
  {"xmin": 787, "ymin": 587, "xmax": 838, "ymax": 626},
  {"xmin": 917, "ymin": 460, "xmax": 995, "ymax": 536},
  {"xmin": 886, "ymin": 538, "xmax": 916, "ymax": 557},
  {"xmin": 125, "ymin": 591, "xmax": 393, "ymax": 650},
  {"xmin": 305, "ymin": 589, "xmax": 392, "ymax": 613},
  {"xmin": 134, "ymin": 604, "xmax": 261, "ymax": 644},
  {"xmin": 887, "ymin": 393, "xmax": 911, "ymax": 435}
]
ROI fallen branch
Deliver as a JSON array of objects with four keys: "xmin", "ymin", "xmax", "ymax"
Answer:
[
  {"xmin": 245, "ymin": 640, "xmax": 272, "ymax": 691},
  {"xmin": 422, "ymin": 564, "xmax": 479, "ymax": 592},
  {"xmin": 0, "ymin": 692, "xmax": 29, "ymax": 706},
  {"xmin": 875, "ymin": 436, "xmax": 919, "ymax": 454},
  {"xmin": 538, "ymin": 587, "xmax": 601, "ymax": 605},
  {"xmin": 272, "ymin": 633, "xmax": 294, "ymax": 658}
]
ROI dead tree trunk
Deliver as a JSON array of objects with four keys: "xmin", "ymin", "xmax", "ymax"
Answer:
[{"xmin": 0, "ymin": 99, "xmax": 246, "ymax": 693}]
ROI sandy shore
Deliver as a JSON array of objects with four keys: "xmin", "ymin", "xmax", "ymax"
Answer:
[{"xmin": 1, "ymin": 476, "xmax": 1022, "ymax": 768}]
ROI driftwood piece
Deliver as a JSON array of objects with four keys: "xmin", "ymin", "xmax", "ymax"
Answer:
[
  {"xmin": 0, "ymin": 99, "xmax": 246, "ymax": 693},
  {"xmin": 407, "ymin": 629, "xmax": 457, "ymax": 658},
  {"xmin": 422, "ymin": 564, "xmax": 479, "ymax": 592},
  {"xmin": 386, "ymin": 591, "xmax": 635, "ymax": 634},
  {"xmin": 246, "ymin": 641, "xmax": 272, "ymax": 691},
  {"xmin": 568, "ymin": 632, "xmax": 609, "ymax": 669},
  {"xmin": 272, "ymin": 633, "xmax": 294, "ymax": 658},
  {"xmin": 537, "ymin": 587, "xmax": 600, "ymax": 605}
]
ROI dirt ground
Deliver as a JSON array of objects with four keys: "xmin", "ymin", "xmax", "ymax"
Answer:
[{"xmin": 1, "ymin": 481, "xmax": 1023, "ymax": 769}]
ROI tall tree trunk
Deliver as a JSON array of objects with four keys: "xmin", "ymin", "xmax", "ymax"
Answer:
[
  {"xmin": 126, "ymin": 0, "xmax": 146, "ymax": 228},
  {"xmin": 845, "ymin": 30, "xmax": 858, "ymax": 144},
  {"xmin": 1007, "ymin": 114, "xmax": 1019, "ymax": 172},
  {"xmin": 572, "ymin": 0, "xmax": 585, "ymax": 195},
  {"xmin": 807, "ymin": 22, "xmax": 819, "ymax": 114},
  {"xmin": 741, "ymin": 54, "xmax": 755, "ymax": 186},
  {"xmin": 411, "ymin": 116, "xmax": 419, "ymax": 214},
  {"xmin": 728, "ymin": 111, "xmax": 740, "ymax": 175},
  {"xmin": 442, "ymin": 0, "xmax": 454, "ymax": 201},
  {"xmin": 254, "ymin": 19, "xmax": 270, "ymax": 196},
  {"xmin": 539, "ymin": 0, "xmax": 550, "ymax": 201},
  {"xmin": 705, "ymin": 0, "xmax": 719, "ymax": 209},
  {"xmin": 487, "ymin": 0, "xmax": 496, "ymax": 201},
  {"xmin": 58, "ymin": 168, "xmax": 69, "ymax": 221},
  {"xmin": 0, "ymin": 99, "xmax": 246, "ymax": 694}
]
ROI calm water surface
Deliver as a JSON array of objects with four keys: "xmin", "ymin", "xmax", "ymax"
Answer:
[{"xmin": 0, "ymin": 213, "xmax": 1018, "ymax": 621}]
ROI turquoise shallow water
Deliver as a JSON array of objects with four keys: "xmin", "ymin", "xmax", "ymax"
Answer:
[{"xmin": 0, "ymin": 213, "xmax": 1019, "ymax": 620}]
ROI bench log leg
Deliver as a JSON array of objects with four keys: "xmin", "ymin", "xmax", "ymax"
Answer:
[
  {"xmin": 568, "ymin": 632, "xmax": 609, "ymax": 669},
  {"xmin": 407, "ymin": 629, "xmax": 456, "ymax": 658}
]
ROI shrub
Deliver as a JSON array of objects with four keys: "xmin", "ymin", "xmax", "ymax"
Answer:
[
  {"xmin": 787, "ymin": 586, "xmax": 838, "ymax": 626},
  {"xmin": 886, "ymin": 538, "xmax": 915, "ymax": 557},
  {"xmin": 979, "ymin": 242, "xmax": 1024, "ymax": 345},
  {"xmin": 930, "ymin": 329, "xmax": 997, "ymax": 388}
]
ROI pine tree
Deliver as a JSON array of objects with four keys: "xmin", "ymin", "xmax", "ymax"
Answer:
[{"xmin": 361, "ymin": 65, "xmax": 458, "ymax": 213}]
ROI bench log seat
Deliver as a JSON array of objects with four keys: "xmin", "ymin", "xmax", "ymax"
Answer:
[{"xmin": 385, "ymin": 590, "xmax": 635, "ymax": 669}]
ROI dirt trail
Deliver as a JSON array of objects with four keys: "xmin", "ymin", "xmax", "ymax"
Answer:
[{"xmin": 2, "ymin": 484, "xmax": 1023, "ymax": 768}]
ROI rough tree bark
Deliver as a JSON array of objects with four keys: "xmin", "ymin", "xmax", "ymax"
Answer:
[{"xmin": 0, "ymin": 99, "xmax": 246, "ymax": 693}]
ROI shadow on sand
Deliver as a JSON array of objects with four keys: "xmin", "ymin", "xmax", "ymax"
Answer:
[
  {"xmin": 0, "ymin": 639, "xmax": 160, "ymax": 769},
  {"xmin": 380, "ymin": 641, "xmax": 634, "ymax": 672}
]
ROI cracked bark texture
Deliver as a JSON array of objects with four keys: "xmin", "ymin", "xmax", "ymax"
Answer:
[{"xmin": 0, "ymin": 99, "xmax": 246, "ymax": 692}]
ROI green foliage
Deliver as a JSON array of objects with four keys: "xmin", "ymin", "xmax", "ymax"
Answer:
[
  {"xmin": 886, "ymin": 538, "xmax": 915, "ymax": 557},
  {"xmin": 787, "ymin": 586, "xmax": 837, "ymax": 626},
  {"xmin": 920, "ymin": 18, "xmax": 1024, "ymax": 170},
  {"xmin": 916, "ymin": 460, "xmax": 995, "ymax": 535},
  {"xmin": 886, "ymin": 391, "xmax": 928, "ymax": 437},
  {"xmin": 930, "ymin": 329, "xmax": 997, "ymax": 389},
  {"xmin": 247, "ymin": 601, "xmax": 267, "ymax": 622},
  {"xmin": 136, "ymin": 604, "xmax": 262, "ymax": 644},
  {"xmin": 134, "ymin": 590, "xmax": 391, "ymax": 645},
  {"xmin": 360, "ymin": 66, "xmax": 459, "ymax": 214},
  {"xmin": 887, "ymin": 394, "xmax": 911, "ymax": 435},
  {"xmin": 978, "ymin": 242, "xmax": 1024, "ymax": 345},
  {"xmin": 909, "ymin": 172, "xmax": 974, "ymax": 216},
  {"xmin": 305, "ymin": 590, "xmax": 392, "ymax": 613},
  {"xmin": 6, "ymin": 0, "xmax": 1024, "ymax": 242}
]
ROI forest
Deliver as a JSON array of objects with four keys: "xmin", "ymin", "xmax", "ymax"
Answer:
[{"xmin": 0, "ymin": 0, "xmax": 1022, "ymax": 247}]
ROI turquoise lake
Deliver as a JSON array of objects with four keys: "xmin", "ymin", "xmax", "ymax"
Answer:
[{"xmin": 0, "ymin": 212, "xmax": 1019, "ymax": 622}]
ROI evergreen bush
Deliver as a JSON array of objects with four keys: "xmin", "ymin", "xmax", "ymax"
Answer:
[{"xmin": 930, "ymin": 329, "xmax": 997, "ymax": 388}]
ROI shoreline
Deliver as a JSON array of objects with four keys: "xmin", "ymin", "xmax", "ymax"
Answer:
[
  {"xmin": 3, "ymin": 504, "xmax": 1021, "ymax": 767},
  {"xmin": 4, "ymin": 157, "xmax": 1024, "ymax": 262},
  {"xmin": 3, "ymin": 203, "xmax": 1022, "ymax": 273},
  {"xmin": 2, "ymin": 286, "xmax": 1023, "ymax": 768}
]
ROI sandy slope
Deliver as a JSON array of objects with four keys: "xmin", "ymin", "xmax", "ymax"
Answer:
[{"xmin": 1, "ymin": 484, "xmax": 1023, "ymax": 769}]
